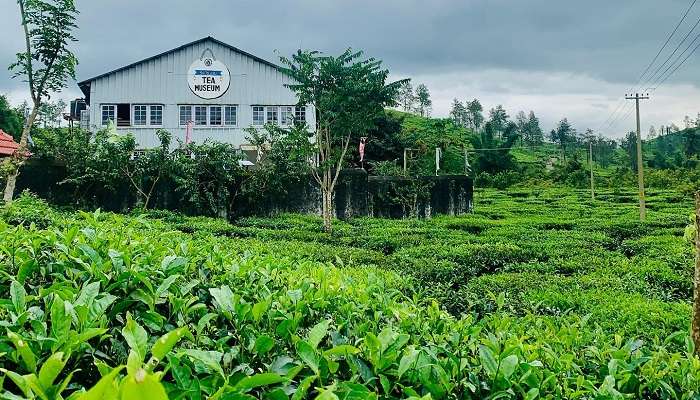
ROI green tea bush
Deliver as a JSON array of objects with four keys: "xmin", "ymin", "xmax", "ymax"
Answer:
[
  {"xmin": 0, "ymin": 191, "xmax": 59, "ymax": 229},
  {"xmin": 0, "ymin": 188, "xmax": 698, "ymax": 398}
]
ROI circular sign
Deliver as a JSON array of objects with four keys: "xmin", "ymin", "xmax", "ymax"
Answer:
[{"xmin": 187, "ymin": 56, "xmax": 230, "ymax": 99}]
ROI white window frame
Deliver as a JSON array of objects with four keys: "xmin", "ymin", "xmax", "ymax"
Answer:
[
  {"xmin": 179, "ymin": 105, "xmax": 193, "ymax": 126},
  {"xmin": 224, "ymin": 105, "xmax": 237, "ymax": 126},
  {"xmin": 194, "ymin": 105, "xmax": 208, "ymax": 126},
  {"xmin": 101, "ymin": 104, "xmax": 116, "ymax": 126},
  {"xmin": 132, "ymin": 105, "xmax": 148, "ymax": 126},
  {"xmin": 265, "ymin": 106, "xmax": 279, "ymax": 125},
  {"xmin": 295, "ymin": 106, "xmax": 306, "ymax": 123},
  {"xmin": 252, "ymin": 106, "xmax": 265, "ymax": 126},
  {"xmin": 209, "ymin": 105, "xmax": 223, "ymax": 126},
  {"xmin": 280, "ymin": 106, "xmax": 294, "ymax": 126},
  {"xmin": 149, "ymin": 105, "xmax": 163, "ymax": 126}
]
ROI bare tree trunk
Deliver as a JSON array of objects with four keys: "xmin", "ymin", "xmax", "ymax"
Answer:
[
  {"xmin": 3, "ymin": 107, "xmax": 39, "ymax": 204},
  {"xmin": 321, "ymin": 168, "xmax": 332, "ymax": 234},
  {"xmin": 693, "ymin": 192, "xmax": 700, "ymax": 356}
]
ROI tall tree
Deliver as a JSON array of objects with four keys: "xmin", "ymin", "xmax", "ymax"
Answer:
[
  {"xmin": 281, "ymin": 49, "xmax": 402, "ymax": 232},
  {"xmin": 582, "ymin": 128, "xmax": 595, "ymax": 143},
  {"xmin": 648, "ymin": 125, "xmax": 657, "ymax": 140},
  {"xmin": 397, "ymin": 81, "xmax": 415, "ymax": 113},
  {"xmin": 415, "ymin": 84, "xmax": 432, "ymax": 117},
  {"xmin": 38, "ymin": 98, "xmax": 66, "ymax": 128},
  {"xmin": 467, "ymin": 99, "xmax": 484, "ymax": 132},
  {"xmin": 684, "ymin": 128, "xmax": 700, "ymax": 159},
  {"xmin": 449, "ymin": 98, "xmax": 467, "ymax": 127},
  {"xmin": 621, "ymin": 131, "xmax": 639, "ymax": 171},
  {"xmin": 488, "ymin": 105, "xmax": 509, "ymax": 139},
  {"xmin": 470, "ymin": 121, "xmax": 519, "ymax": 173},
  {"xmin": 593, "ymin": 134, "xmax": 617, "ymax": 167},
  {"xmin": 515, "ymin": 111, "xmax": 528, "ymax": 144},
  {"xmin": 4, "ymin": 0, "xmax": 79, "ymax": 204},
  {"xmin": 549, "ymin": 118, "xmax": 576, "ymax": 161},
  {"xmin": 526, "ymin": 111, "xmax": 543, "ymax": 145}
]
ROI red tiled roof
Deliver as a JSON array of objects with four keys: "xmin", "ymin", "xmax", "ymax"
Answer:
[{"xmin": 0, "ymin": 129, "xmax": 21, "ymax": 157}]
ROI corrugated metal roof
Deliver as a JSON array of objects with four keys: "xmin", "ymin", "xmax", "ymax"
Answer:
[
  {"xmin": 0, "ymin": 129, "xmax": 20, "ymax": 156},
  {"xmin": 78, "ymin": 36, "xmax": 284, "ymax": 100}
]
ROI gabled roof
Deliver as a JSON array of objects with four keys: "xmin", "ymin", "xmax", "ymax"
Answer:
[
  {"xmin": 78, "ymin": 36, "xmax": 283, "ymax": 100},
  {"xmin": 0, "ymin": 129, "xmax": 20, "ymax": 157}
]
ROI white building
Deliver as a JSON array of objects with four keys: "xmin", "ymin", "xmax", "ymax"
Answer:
[{"xmin": 78, "ymin": 36, "xmax": 314, "ymax": 152}]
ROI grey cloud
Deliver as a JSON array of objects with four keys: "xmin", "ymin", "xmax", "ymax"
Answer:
[{"xmin": 1, "ymin": 0, "xmax": 700, "ymax": 136}]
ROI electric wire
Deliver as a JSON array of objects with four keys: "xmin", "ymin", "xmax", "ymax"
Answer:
[{"xmin": 597, "ymin": 0, "xmax": 698, "ymax": 135}]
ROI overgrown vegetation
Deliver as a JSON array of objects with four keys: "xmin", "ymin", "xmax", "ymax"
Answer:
[
  {"xmin": 354, "ymin": 109, "xmax": 699, "ymax": 192},
  {"xmin": 0, "ymin": 189, "xmax": 698, "ymax": 398}
]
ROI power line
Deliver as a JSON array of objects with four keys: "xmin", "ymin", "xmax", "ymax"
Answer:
[
  {"xmin": 650, "ymin": 30, "xmax": 700, "ymax": 89},
  {"xmin": 601, "ymin": 101, "xmax": 635, "ymax": 134},
  {"xmin": 635, "ymin": 0, "xmax": 697, "ymax": 87},
  {"xmin": 642, "ymin": 12, "xmax": 700, "ymax": 88},
  {"xmin": 465, "ymin": 144, "xmax": 551, "ymax": 152},
  {"xmin": 597, "ymin": 0, "xmax": 697, "ymax": 135}
]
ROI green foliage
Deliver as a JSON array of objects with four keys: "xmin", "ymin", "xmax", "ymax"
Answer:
[
  {"xmin": 470, "ymin": 121, "xmax": 519, "ymax": 174},
  {"xmin": 58, "ymin": 127, "xmax": 136, "ymax": 200},
  {"xmin": 414, "ymin": 84, "xmax": 431, "ymax": 117},
  {"xmin": 548, "ymin": 118, "xmax": 576, "ymax": 161},
  {"xmin": 377, "ymin": 110, "xmax": 472, "ymax": 175},
  {"xmin": 370, "ymin": 164, "xmax": 435, "ymax": 218},
  {"xmin": 9, "ymin": 0, "xmax": 79, "ymax": 103},
  {"xmin": 281, "ymin": 48, "xmax": 404, "ymax": 231},
  {"xmin": 241, "ymin": 123, "xmax": 314, "ymax": 209},
  {"xmin": 172, "ymin": 140, "xmax": 245, "ymax": 217},
  {"xmin": 0, "ymin": 95, "xmax": 24, "ymax": 140},
  {"xmin": 0, "ymin": 189, "xmax": 698, "ymax": 398}
]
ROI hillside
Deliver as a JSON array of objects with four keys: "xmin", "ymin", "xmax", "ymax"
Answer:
[{"xmin": 365, "ymin": 110, "xmax": 699, "ymax": 191}]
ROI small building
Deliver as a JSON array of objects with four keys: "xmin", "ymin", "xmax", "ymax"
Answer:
[
  {"xmin": 77, "ymin": 36, "xmax": 314, "ymax": 152},
  {"xmin": 0, "ymin": 129, "xmax": 20, "ymax": 158}
]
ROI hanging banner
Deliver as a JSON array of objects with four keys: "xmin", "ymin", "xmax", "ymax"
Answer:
[
  {"xmin": 188, "ymin": 50, "xmax": 230, "ymax": 99},
  {"xmin": 359, "ymin": 137, "xmax": 367, "ymax": 162}
]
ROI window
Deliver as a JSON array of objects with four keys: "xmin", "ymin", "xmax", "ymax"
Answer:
[
  {"xmin": 252, "ymin": 106, "xmax": 265, "ymax": 125},
  {"xmin": 224, "ymin": 106, "xmax": 237, "ymax": 126},
  {"xmin": 133, "ymin": 105, "xmax": 147, "ymax": 126},
  {"xmin": 266, "ymin": 106, "xmax": 279, "ymax": 125},
  {"xmin": 209, "ymin": 106, "xmax": 222, "ymax": 126},
  {"xmin": 280, "ymin": 106, "xmax": 294, "ymax": 126},
  {"xmin": 101, "ymin": 105, "xmax": 116, "ymax": 126},
  {"xmin": 179, "ymin": 106, "xmax": 192, "ymax": 125},
  {"xmin": 194, "ymin": 106, "xmax": 208, "ymax": 126},
  {"xmin": 116, "ymin": 104, "xmax": 131, "ymax": 127},
  {"xmin": 295, "ymin": 106, "xmax": 306, "ymax": 123},
  {"xmin": 150, "ymin": 105, "xmax": 163, "ymax": 126}
]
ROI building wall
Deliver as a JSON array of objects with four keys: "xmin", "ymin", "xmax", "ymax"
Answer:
[{"xmin": 86, "ymin": 38, "xmax": 315, "ymax": 148}]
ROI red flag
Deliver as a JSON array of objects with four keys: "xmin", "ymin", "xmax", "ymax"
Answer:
[
  {"xmin": 359, "ymin": 137, "xmax": 367, "ymax": 162},
  {"xmin": 185, "ymin": 120, "xmax": 193, "ymax": 145}
]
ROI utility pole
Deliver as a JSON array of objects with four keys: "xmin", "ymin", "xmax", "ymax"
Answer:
[
  {"xmin": 625, "ymin": 93, "xmax": 649, "ymax": 220},
  {"xmin": 589, "ymin": 140, "xmax": 595, "ymax": 200},
  {"xmin": 693, "ymin": 192, "xmax": 700, "ymax": 356}
]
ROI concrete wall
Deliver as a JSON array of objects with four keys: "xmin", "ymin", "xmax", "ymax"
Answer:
[
  {"xmin": 249, "ymin": 169, "xmax": 473, "ymax": 219},
  {"xmin": 16, "ymin": 165, "xmax": 473, "ymax": 219}
]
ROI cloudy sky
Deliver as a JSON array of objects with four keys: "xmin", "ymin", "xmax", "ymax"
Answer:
[{"xmin": 2, "ymin": 0, "xmax": 700, "ymax": 137}]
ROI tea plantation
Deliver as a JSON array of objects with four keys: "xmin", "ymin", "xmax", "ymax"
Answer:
[{"xmin": 0, "ymin": 189, "xmax": 698, "ymax": 399}]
